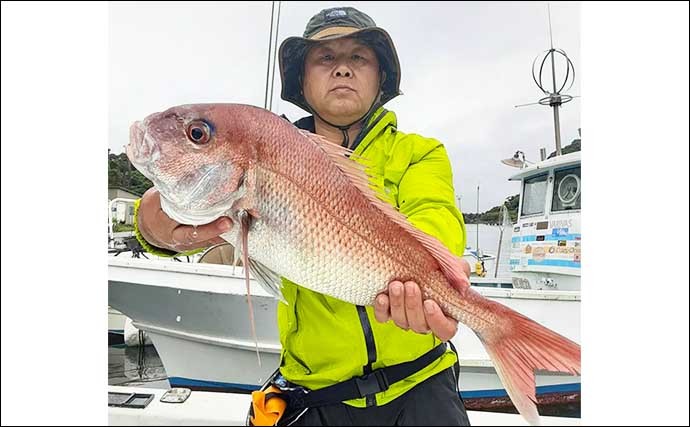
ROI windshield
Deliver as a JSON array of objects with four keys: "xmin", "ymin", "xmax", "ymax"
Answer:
[{"xmin": 521, "ymin": 174, "xmax": 548, "ymax": 216}]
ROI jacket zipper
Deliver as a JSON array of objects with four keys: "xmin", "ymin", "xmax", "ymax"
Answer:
[{"xmin": 356, "ymin": 305, "xmax": 378, "ymax": 407}]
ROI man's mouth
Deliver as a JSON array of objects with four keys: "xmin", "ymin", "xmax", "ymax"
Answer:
[{"xmin": 330, "ymin": 85, "xmax": 356, "ymax": 92}]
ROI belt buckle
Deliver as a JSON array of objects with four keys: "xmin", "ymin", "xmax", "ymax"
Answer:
[{"xmin": 354, "ymin": 370, "xmax": 390, "ymax": 398}]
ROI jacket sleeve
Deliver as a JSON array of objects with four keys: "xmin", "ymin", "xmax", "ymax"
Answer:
[{"xmin": 396, "ymin": 143, "xmax": 467, "ymax": 257}]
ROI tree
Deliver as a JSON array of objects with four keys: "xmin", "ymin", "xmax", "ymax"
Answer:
[{"xmin": 108, "ymin": 152, "xmax": 152, "ymax": 195}]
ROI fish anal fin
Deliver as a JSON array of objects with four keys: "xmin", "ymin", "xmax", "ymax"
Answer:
[{"xmin": 247, "ymin": 257, "xmax": 286, "ymax": 304}]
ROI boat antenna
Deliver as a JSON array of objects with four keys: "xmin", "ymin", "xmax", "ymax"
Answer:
[
  {"xmin": 514, "ymin": 3, "xmax": 577, "ymax": 157},
  {"xmin": 263, "ymin": 1, "xmax": 282, "ymax": 111},
  {"xmin": 476, "ymin": 184, "xmax": 480, "ymax": 255},
  {"xmin": 494, "ymin": 203, "xmax": 512, "ymax": 278}
]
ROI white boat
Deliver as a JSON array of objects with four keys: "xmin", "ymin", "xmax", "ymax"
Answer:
[
  {"xmin": 108, "ymin": 254, "xmax": 580, "ymax": 414},
  {"xmin": 108, "ymin": 247, "xmax": 201, "ymax": 346}
]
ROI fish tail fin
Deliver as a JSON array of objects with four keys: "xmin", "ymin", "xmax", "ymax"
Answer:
[
  {"xmin": 239, "ymin": 211, "xmax": 261, "ymax": 367},
  {"xmin": 478, "ymin": 304, "xmax": 581, "ymax": 426}
]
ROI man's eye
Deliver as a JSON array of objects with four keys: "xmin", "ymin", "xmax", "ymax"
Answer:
[
  {"xmin": 352, "ymin": 54, "xmax": 364, "ymax": 61},
  {"xmin": 321, "ymin": 54, "xmax": 334, "ymax": 61}
]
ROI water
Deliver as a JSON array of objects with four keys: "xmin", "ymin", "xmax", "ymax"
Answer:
[{"xmin": 108, "ymin": 344, "xmax": 169, "ymax": 389}]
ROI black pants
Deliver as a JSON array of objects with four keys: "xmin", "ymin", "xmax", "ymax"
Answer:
[{"xmin": 290, "ymin": 368, "xmax": 471, "ymax": 426}]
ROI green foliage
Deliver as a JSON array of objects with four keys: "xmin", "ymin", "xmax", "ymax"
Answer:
[
  {"xmin": 547, "ymin": 136, "xmax": 581, "ymax": 159},
  {"xmin": 463, "ymin": 195, "xmax": 518, "ymax": 225},
  {"xmin": 113, "ymin": 223, "xmax": 135, "ymax": 232},
  {"xmin": 108, "ymin": 152, "xmax": 152, "ymax": 195}
]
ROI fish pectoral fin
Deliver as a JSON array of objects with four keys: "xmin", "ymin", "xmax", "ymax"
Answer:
[{"xmin": 246, "ymin": 257, "xmax": 286, "ymax": 304}]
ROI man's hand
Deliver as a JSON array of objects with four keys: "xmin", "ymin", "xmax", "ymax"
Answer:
[
  {"xmin": 137, "ymin": 187, "xmax": 233, "ymax": 252},
  {"xmin": 374, "ymin": 280, "xmax": 459, "ymax": 342}
]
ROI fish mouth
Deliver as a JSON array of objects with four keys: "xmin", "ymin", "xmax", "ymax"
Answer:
[{"xmin": 127, "ymin": 120, "xmax": 160, "ymax": 166}]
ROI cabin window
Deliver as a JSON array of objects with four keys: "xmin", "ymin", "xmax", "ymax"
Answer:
[
  {"xmin": 552, "ymin": 167, "xmax": 581, "ymax": 211},
  {"xmin": 521, "ymin": 174, "xmax": 548, "ymax": 216}
]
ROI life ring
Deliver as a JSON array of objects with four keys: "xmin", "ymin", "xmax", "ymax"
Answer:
[{"xmin": 557, "ymin": 173, "xmax": 581, "ymax": 205}]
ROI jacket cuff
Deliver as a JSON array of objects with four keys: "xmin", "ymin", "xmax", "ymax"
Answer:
[{"xmin": 133, "ymin": 198, "xmax": 179, "ymax": 257}]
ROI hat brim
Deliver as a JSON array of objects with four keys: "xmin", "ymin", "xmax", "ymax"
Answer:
[{"xmin": 278, "ymin": 27, "xmax": 401, "ymax": 113}]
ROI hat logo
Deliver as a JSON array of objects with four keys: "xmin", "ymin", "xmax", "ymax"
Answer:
[{"xmin": 325, "ymin": 9, "xmax": 347, "ymax": 19}]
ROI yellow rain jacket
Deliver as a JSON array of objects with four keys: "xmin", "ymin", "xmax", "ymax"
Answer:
[
  {"xmin": 279, "ymin": 108, "xmax": 467, "ymax": 408},
  {"xmin": 133, "ymin": 107, "xmax": 467, "ymax": 408}
]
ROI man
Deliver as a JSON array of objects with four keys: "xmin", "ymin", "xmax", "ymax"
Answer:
[{"xmin": 134, "ymin": 6, "xmax": 470, "ymax": 426}]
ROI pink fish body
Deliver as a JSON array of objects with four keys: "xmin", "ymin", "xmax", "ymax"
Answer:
[{"xmin": 127, "ymin": 103, "xmax": 580, "ymax": 425}]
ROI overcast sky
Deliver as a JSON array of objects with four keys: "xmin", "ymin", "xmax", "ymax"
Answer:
[{"xmin": 109, "ymin": 1, "xmax": 580, "ymax": 213}]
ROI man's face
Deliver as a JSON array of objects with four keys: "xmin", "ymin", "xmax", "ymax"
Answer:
[{"xmin": 303, "ymin": 37, "xmax": 381, "ymax": 126}]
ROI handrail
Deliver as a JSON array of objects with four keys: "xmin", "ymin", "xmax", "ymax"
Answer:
[{"xmin": 109, "ymin": 197, "xmax": 138, "ymax": 248}]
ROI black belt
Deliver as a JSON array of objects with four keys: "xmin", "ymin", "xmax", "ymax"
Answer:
[{"xmin": 286, "ymin": 343, "xmax": 448, "ymax": 411}]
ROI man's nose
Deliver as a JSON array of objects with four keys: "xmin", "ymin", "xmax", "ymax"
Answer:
[{"xmin": 334, "ymin": 63, "xmax": 352, "ymax": 77}]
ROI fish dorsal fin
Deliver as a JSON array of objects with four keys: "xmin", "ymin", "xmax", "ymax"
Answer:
[{"xmin": 299, "ymin": 130, "xmax": 469, "ymax": 292}]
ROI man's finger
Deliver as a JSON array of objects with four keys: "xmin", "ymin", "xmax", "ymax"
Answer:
[
  {"xmin": 424, "ymin": 300, "xmax": 458, "ymax": 342},
  {"xmin": 404, "ymin": 282, "xmax": 429, "ymax": 334},
  {"xmin": 374, "ymin": 294, "xmax": 390, "ymax": 323},
  {"xmin": 388, "ymin": 281, "xmax": 408, "ymax": 329},
  {"xmin": 171, "ymin": 217, "xmax": 233, "ymax": 248}
]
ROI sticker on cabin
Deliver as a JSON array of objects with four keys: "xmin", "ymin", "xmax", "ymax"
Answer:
[
  {"xmin": 524, "ymin": 244, "xmax": 532, "ymax": 254},
  {"xmin": 574, "ymin": 241, "xmax": 581, "ymax": 247},
  {"xmin": 533, "ymin": 247, "xmax": 545, "ymax": 261},
  {"xmin": 574, "ymin": 254, "xmax": 581, "ymax": 262},
  {"xmin": 536, "ymin": 221, "xmax": 549, "ymax": 230},
  {"xmin": 514, "ymin": 226, "xmax": 520, "ymax": 232},
  {"xmin": 548, "ymin": 246, "xmax": 556, "ymax": 254},
  {"xmin": 550, "ymin": 219, "xmax": 573, "ymax": 229},
  {"xmin": 558, "ymin": 240, "xmax": 567, "ymax": 247},
  {"xmin": 536, "ymin": 235, "xmax": 545, "ymax": 241},
  {"xmin": 552, "ymin": 227, "xmax": 569, "ymax": 237}
]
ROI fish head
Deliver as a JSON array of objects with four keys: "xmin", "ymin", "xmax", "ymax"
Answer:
[{"xmin": 126, "ymin": 104, "xmax": 251, "ymax": 225}]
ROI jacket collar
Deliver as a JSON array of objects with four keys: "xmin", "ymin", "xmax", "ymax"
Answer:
[{"xmin": 292, "ymin": 107, "xmax": 397, "ymax": 154}]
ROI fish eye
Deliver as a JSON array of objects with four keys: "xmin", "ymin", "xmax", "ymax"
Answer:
[{"xmin": 185, "ymin": 120, "xmax": 213, "ymax": 145}]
